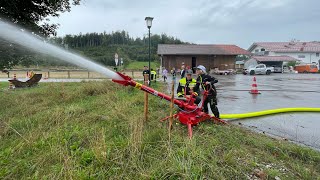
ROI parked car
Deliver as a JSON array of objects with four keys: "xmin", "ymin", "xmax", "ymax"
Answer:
[
  {"xmin": 273, "ymin": 66, "xmax": 283, "ymax": 73},
  {"xmin": 211, "ymin": 68, "xmax": 236, "ymax": 75},
  {"xmin": 243, "ymin": 64, "xmax": 274, "ymax": 75},
  {"xmin": 294, "ymin": 64, "xmax": 318, "ymax": 73}
]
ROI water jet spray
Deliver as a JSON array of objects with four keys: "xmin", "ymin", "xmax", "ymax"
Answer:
[{"xmin": 0, "ymin": 20, "xmax": 123, "ymax": 81}]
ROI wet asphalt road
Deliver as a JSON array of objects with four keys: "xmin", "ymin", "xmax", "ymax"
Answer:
[{"xmin": 167, "ymin": 73, "xmax": 320, "ymax": 150}]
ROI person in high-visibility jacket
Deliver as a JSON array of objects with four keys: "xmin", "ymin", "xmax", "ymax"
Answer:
[
  {"xmin": 176, "ymin": 69, "xmax": 201, "ymax": 104},
  {"xmin": 150, "ymin": 68, "xmax": 157, "ymax": 82}
]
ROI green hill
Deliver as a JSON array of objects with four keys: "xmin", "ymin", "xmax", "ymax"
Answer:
[{"xmin": 2, "ymin": 31, "xmax": 189, "ymax": 70}]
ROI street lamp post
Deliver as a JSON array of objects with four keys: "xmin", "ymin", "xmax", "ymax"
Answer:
[{"xmin": 145, "ymin": 17, "xmax": 153, "ymax": 86}]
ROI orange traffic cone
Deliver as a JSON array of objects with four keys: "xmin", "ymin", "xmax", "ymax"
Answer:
[{"xmin": 249, "ymin": 76, "xmax": 261, "ymax": 94}]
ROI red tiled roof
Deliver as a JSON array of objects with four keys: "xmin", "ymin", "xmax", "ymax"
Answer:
[
  {"xmin": 249, "ymin": 42, "xmax": 320, "ymax": 53},
  {"xmin": 216, "ymin": 45, "xmax": 251, "ymax": 55},
  {"xmin": 158, "ymin": 44, "xmax": 250, "ymax": 55},
  {"xmin": 252, "ymin": 55, "xmax": 300, "ymax": 62}
]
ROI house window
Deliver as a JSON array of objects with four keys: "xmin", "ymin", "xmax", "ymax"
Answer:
[
  {"xmin": 261, "ymin": 48, "xmax": 265, "ymax": 51},
  {"xmin": 316, "ymin": 53, "xmax": 319, "ymax": 57},
  {"xmin": 298, "ymin": 55, "xmax": 305, "ymax": 58},
  {"xmin": 255, "ymin": 49, "xmax": 259, "ymax": 53}
]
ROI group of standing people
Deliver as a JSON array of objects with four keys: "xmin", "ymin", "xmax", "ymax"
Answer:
[
  {"xmin": 176, "ymin": 65, "xmax": 220, "ymax": 118},
  {"xmin": 162, "ymin": 64, "xmax": 191, "ymax": 82},
  {"xmin": 142, "ymin": 64, "xmax": 220, "ymax": 118},
  {"xmin": 143, "ymin": 66, "xmax": 173, "ymax": 83},
  {"xmin": 142, "ymin": 66, "xmax": 157, "ymax": 83}
]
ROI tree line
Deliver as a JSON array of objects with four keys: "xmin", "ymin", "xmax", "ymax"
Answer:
[
  {"xmin": 1, "ymin": 31, "xmax": 189, "ymax": 70},
  {"xmin": 52, "ymin": 31, "xmax": 186, "ymax": 48},
  {"xmin": 0, "ymin": 0, "xmax": 189, "ymax": 70},
  {"xmin": 48, "ymin": 31, "xmax": 188, "ymax": 66}
]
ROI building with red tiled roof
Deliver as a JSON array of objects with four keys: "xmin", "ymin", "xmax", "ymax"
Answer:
[
  {"xmin": 251, "ymin": 55, "xmax": 300, "ymax": 62},
  {"xmin": 157, "ymin": 44, "xmax": 250, "ymax": 71},
  {"xmin": 247, "ymin": 56, "xmax": 301, "ymax": 73},
  {"xmin": 248, "ymin": 42, "xmax": 320, "ymax": 65}
]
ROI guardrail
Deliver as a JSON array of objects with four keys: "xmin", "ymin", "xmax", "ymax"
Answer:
[{"xmin": 1, "ymin": 69, "xmax": 147, "ymax": 79}]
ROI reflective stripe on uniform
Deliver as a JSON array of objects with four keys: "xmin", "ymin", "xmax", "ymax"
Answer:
[
  {"xmin": 179, "ymin": 78, "xmax": 197, "ymax": 87},
  {"xmin": 199, "ymin": 76, "xmax": 206, "ymax": 90},
  {"xmin": 177, "ymin": 92, "xmax": 184, "ymax": 96},
  {"xmin": 178, "ymin": 78, "xmax": 197, "ymax": 95}
]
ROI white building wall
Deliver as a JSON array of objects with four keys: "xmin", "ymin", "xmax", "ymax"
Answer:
[
  {"xmin": 273, "ymin": 52, "xmax": 320, "ymax": 64},
  {"xmin": 250, "ymin": 46, "xmax": 320, "ymax": 64},
  {"xmin": 251, "ymin": 46, "xmax": 278, "ymax": 56},
  {"xmin": 251, "ymin": 46, "xmax": 264, "ymax": 53},
  {"xmin": 268, "ymin": 52, "xmax": 277, "ymax": 56}
]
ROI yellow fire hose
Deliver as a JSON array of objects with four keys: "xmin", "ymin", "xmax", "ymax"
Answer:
[{"xmin": 220, "ymin": 107, "xmax": 320, "ymax": 119}]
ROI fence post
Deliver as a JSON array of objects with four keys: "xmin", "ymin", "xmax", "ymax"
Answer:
[
  {"xmin": 144, "ymin": 74, "xmax": 149, "ymax": 121},
  {"xmin": 48, "ymin": 71, "xmax": 50, "ymax": 78},
  {"xmin": 169, "ymin": 79, "xmax": 175, "ymax": 140},
  {"xmin": 88, "ymin": 71, "xmax": 90, "ymax": 79},
  {"xmin": 68, "ymin": 70, "xmax": 70, "ymax": 79}
]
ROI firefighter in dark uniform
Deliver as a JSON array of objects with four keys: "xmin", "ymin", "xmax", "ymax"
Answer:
[
  {"xmin": 142, "ymin": 66, "xmax": 150, "ymax": 83},
  {"xmin": 176, "ymin": 69, "xmax": 201, "ymax": 104},
  {"xmin": 194, "ymin": 65, "xmax": 220, "ymax": 118}
]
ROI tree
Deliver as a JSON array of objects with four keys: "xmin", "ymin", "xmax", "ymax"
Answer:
[
  {"xmin": 45, "ymin": 32, "xmax": 189, "ymax": 65},
  {"xmin": 0, "ymin": 41, "xmax": 32, "ymax": 70},
  {"xmin": 0, "ymin": 0, "xmax": 81, "ymax": 70},
  {"xmin": 1, "ymin": 0, "xmax": 80, "ymax": 36}
]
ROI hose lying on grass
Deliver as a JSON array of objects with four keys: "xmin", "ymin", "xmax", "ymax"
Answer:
[{"xmin": 219, "ymin": 107, "xmax": 320, "ymax": 119}]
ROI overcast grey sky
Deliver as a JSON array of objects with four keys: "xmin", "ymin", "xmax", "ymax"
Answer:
[{"xmin": 50, "ymin": 0, "xmax": 320, "ymax": 49}]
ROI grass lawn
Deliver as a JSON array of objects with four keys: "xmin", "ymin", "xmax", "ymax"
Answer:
[
  {"xmin": 125, "ymin": 61, "xmax": 160, "ymax": 70},
  {"xmin": 0, "ymin": 82, "xmax": 9, "ymax": 90},
  {"xmin": 0, "ymin": 81, "xmax": 319, "ymax": 179}
]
